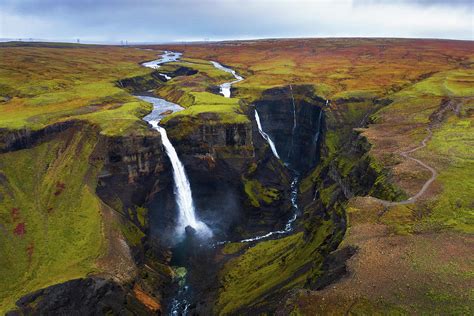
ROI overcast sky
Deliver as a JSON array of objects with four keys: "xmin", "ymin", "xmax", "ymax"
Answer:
[{"xmin": 0, "ymin": 0, "xmax": 472, "ymax": 43}]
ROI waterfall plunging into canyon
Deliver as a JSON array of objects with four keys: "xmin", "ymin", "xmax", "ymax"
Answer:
[
  {"xmin": 139, "ymin": 95, "xmax": 212, "ymax": 240},
  {"xmin": 156, "ymin": 126, "xmax": 212, "ymax": 239},
  {"xmin": 313, "ymin": 110, "xmax": 323, "ymax": 146}
]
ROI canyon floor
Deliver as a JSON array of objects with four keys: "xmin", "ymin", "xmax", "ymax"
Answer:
[{"xmin": 0, "ymin": 38, "xmax": 473, "ymax": 314}]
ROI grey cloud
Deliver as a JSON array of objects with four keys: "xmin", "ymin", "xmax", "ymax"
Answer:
[{"xmin": 0, "ymin": 0, "xmax": 472, "ymax": 42}]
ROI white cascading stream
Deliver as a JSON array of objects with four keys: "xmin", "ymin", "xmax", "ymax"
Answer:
[
  {"xmin": 210, "ymin": 61, "xmax": 244, "ymax": 98},
  {"xmin": 254, "ymin": 109, "xmax": 280, "ymax": 159},
  {"xmin": 139, "ymin": 88, "xmax": 211, "ymax": 239}
]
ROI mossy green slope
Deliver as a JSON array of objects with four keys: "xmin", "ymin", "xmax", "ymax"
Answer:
[
  {"xmin": 0, "ymin": 126, "xmax": 105, "ymax": 313},
  {"xmin": 216, "ymin": 223, "xmax": 333, "ymax": 315}
]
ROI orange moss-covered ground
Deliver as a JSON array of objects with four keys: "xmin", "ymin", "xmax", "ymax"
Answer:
[{"xmin": 151, "ymin": 38, "xmax": 473, "ymax": 99}]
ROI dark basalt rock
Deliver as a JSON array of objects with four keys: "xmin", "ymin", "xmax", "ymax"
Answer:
[
  {"xmin": 0, "ymin": 120, "xmax": 81, "ymax": 153},
  {"xmin": 309, "ymin": 246, "xmax": 357, "ymax": 290},
  {"xmin": 170, "ymin": 66, "xmax": 198, "ymax": 77},
  {"xmin": 207, "ymin": 85, "xmax": 221, "ymax": 95},
  {"xmin": 185, "ymin": 225, "xmax": 197, "ymax": 237},
  {"xmin": 116, "ymin": 71, "xmax": 166, "ymax": 93},
  {"xmin": 254, "ymin": 85, "xmax": 325, "ymax": 174},
  {"xmin": 95, "ymin": 131, "xmax": 171, "ymax": 214},
  {"xmin": 6, "ymin": 278, "xmax": 154, "ymax": 316}
]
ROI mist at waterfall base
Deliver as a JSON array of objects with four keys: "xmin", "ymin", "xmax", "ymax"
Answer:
[
  {"xmin": 139, "ymin": 95, "xmax": 218, "ymax": 247},
  {"xmin": 139, "ymin": 98, "xmax": 245, "ymax": 250}
]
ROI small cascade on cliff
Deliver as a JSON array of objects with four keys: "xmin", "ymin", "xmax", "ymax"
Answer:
[
  {"xmin": 210, "ymin": 61, "xmax": 244, "ymax": 98},
  {"xmin": 255, "ymin": 109, "xmax": 280, "ymax": 159},
  {"xmin": 235, "ymin": 175, "xmax": 300, "ymax": 243}
]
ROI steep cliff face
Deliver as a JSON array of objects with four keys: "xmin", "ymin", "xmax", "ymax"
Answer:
[
  {"xmin": 0, "ymin": 121, "xmax": 80, "ymax": 153},
  {"xmin": 96, "ymin": 132, "xmax": 170, "ymax": 218},
  {"xmin": 159, "ymin": 112, "xmax": 293, "ymax": 239},
  {"xmin": 255, "ymin": 85, "xmax": 325, "ymax": 173}
]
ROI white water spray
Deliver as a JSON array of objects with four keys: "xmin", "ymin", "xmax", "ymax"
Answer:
[{"xmin": 255, "ymin": 109, "xmax": 280, "ymax": 159}]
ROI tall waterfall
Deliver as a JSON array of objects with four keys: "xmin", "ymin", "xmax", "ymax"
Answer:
[
  {"xmin": 254, "ymin": 109, "xmax": 280, "ymax": 159},
  {"xmin": 140, "ymin": 95, "xmax": 212, "ymax": 240},
  {"xmin": 156, "ymin": 126, "xmax": 212, "ymax": 238}
]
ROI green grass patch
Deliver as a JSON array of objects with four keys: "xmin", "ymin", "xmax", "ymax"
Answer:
[
  {"xmin": 243, "ymin": 179, "xmax": 281, "ymax": 208},
  {"xmin": 0, "ymin": 46, "xmax": 157, "ymax": 135},
  {"xmin": 422, "ymin": 115, "xmax": 474, "ymax": 233}
]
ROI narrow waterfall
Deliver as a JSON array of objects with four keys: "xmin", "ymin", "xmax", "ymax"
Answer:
[
  {"xmin": 254, "ymin": 109, "xmax": 280, "ymax": 159},
  {"xmin": 237, "ymin": 176, "xmax": 299, "ymax": 243},
  {"xmin": 312, "ymin": 109, "xmax": 323, "ymax": 145},
  {"xmin": 287, "ymin": 84, "xmax": 297, "ymax": 161}
]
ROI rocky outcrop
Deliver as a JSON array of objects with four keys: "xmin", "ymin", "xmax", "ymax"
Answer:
[
  {"xmin": 117, "ymin": 66, "xmax": 198, "ymax": 93},
  {"xmin": 0, "ymin": 120, "xmax": 80, "ymax": 153},
  {"xmin": 6, "ymin": 278, "xmax": 154, "ymax": 316},
  {"xmin": 165, "ymin": 114, "xmax": 253, "ymax": 158},
  {"xmin": 170, "ymin": 66, "xmax": 198, "ymax": 77},
  {"xmin": 117, "ymin": 71, "xmax": 166, "ymax": 93}
]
